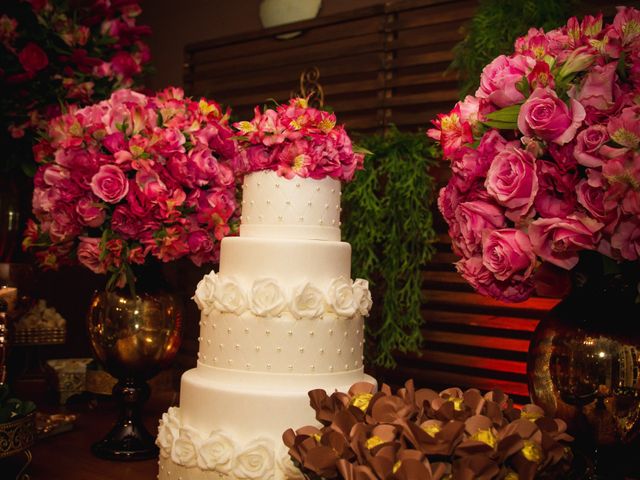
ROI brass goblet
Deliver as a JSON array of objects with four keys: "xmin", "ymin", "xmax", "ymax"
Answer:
[{"xmin": 87, "ymin": 289, "xmax": 182, "ymax": 461}]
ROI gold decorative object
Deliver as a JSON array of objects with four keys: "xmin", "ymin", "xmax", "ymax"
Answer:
[
  {"xmin": 11, "ymin": 327, "xmax": 65, "ymax": 346},
  {"xmin": 527, "ymin": 275, "xmax": 640, "ymax": 478},
  {"xmin": 87, "ymin": 287, "xmax": 182, "ymax": 460},
  {"xmin": 296, "ymin": 66, "xmax": 324, "ymax": 108},
  {"xmin": 0, "ymin": 411, "xmax": 36, "ymax": 480}
]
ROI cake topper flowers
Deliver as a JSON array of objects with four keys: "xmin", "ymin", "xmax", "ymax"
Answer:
[
  {"xmin": 429, "ymin": 6, "xmax": 640, "ymax": 302},
  {"xmin": 23, "ymin": 87, "xmax": 240, "ymax": 290},
  {"xmin": 233, "ymin": 97, "xmax": 367, "ymax": 182}
]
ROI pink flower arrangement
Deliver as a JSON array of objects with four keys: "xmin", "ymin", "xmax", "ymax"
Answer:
[
  {"xmin": 1, "ymin": 0, "xmax": 151, "ymax": 175},
  {"xmin": 232, "ymin": 98, "xmax": 366, "ymax": 181},
  {"xmin": 429, "ymin": 7, "xmax": 640, "ymax": 302},
  {"xmin": 23, "ymin": 87, "xmax": 240, "ymax": 289}
]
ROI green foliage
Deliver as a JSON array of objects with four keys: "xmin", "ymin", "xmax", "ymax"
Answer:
[
  {"xmin": 343, "ymin": 127, "xmax": 439, "ymax": 368},
  {"xmin": 0, "ymin": 384, "xmax": 36, "ymax": 424},
  {"xmin": 450, "ymin": 0, "xmax": 576, "ymax": 98}
]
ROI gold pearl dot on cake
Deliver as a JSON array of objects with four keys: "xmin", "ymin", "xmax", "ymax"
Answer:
[
  {"xmin": 339, "ymin": 221, "xmax": 342, "ymax": 227},
  {"xmin": 309, "ymin": 331, "xmax": 314, "ymax": 336},
  {"xmin": 285, "ymin": 200, "xmax": 291, "ymax": 205},
  {"xmin": 207, "ymin": 339, "xmax": 211, "ymax": 345},
  {"xmin": 250, "ymin": 200, "xmax": 254, "ymax": 205},
  {"xmin": 266, "ymin": 329, "xmax": 271, "ymax": 335},
  {"xmin": 258, "ymin": 215, "xmax": 263, "ymax": 220},
  {"xmin": 299, "ymin": 347, "xmax": 304, "ymax": 353},
  {"xmin": 344, "ymin": 364, "xmax": 349, "ymax": 370},
  {"xmin": 275, "ymin": 183, "xmax": 280, "ymax": 188},
  {"xmin": 255, "ymin": 346, "xmax": 261, "ymax": 352},
  {"xmin": 235, "ymin": 344, "xmax": 240, "ymax": 350},
  {"xmin": 227, "ymin": 328, "xmax": 231, "ymax": 334},
  {"xmin": 337, "ymin": 348, "xmax": 342, "ymax": 354},
  {"xmin": 278, "ymin": 216, "xmax": 283, "ymax": 222},
  {"xmin": 296, "ymin": 183, "xmax": 301, "ymax": 188},
  {"xmin": 350, "ymin": 347, "xmax": 355, "ymax": 353},
  {"xmin": 331, "ymin": 189, "xmax": 335, "ymax": 193},
  {"xmin": 214, "ymin": 356, "xmax": 218, "ymax": 362},
  {"xmin": 228, "ymin": 359, "xmax": 232, "ymax": 364},
  {"xmin": 198, "ymin": 336, "xmax": 202, "ymax": 341},
  {"xmin": 307, "ymin": 201, "xmax": 312, "ymax": 206},
  {"xmin": 310, "ymin": 365, "xmax": 315, "ymax": 371},
  {"xmin": 288, "ymin": 330, "xmax": 293, "ymax": 336},
  {"xmin": 344, "ymin": 331, "xmax": 348, "ymax": 337},
  {"xmin": 324, "ymin": 203, "xmax": 329, "ymax": 209},
  {"xmin": 359, "ymin": 342, "xmax": 363, "ymax": 347},
  {"xmin": 329, "ymin": 365, "xmax": 334, "ymax": 372},
  {"xmin": 332, "ymin": 219, "xmax": 336, "ymax": 225},
  {"xmin": 319, "ymin": 219, "xmax": 324, "ymax": 224},
  {"xmin": 267, "ymin": 364, "xmax": 272, "ymax": 369},
  {"xmin": 299, "ymin": 216, "xmax": 304, "ymax": 222},
  {"xmin": 329, "ymin": 329, "xmax": 333, "ymax": 335},
  {"xmin": 257, "ymin": 182, "xmax": 261, "ymax": 187},
  {"xmin": 197, "ymin": 352, "xmax": 201, "ymax": 358},
  {"xmin": 288, "ymin": 365, "xmax": 293, "ymax": 370},
  {"xmin": 277, "ymin": 346, "xmax": 282, "ymax": 352},
  {"xmin": 203, "ymin": 355, "xmax": 207, "ymax": 361},
  {"xmin": 245, "ymin": 363, "xmax": 250, "ymax": 369},
  {"xmin": 319, "ymin": 348, "xmax": 324, "ymax": 354},
  {"xmin": 266, "ymin": 199, "xmax": 271, "ymax": 204},
  {"xmin": 354, "ymin": 360, "xmax": 359, "ymax": 366},
  {"xmin": 356, "ymin": 329, "xmax": 360, "ymax": 334},
  {"xmin": 244, "ymin": 328, "xmax": 249, "ymax": 334},
  {"xmin": 219, "ymin": 343, "xmax": 224, "ymax": 349},
  {"xmin": 213, "ymin": 323, "xmax": 217, "ymax": 329},
  {"xmin": 316, "ymin": 187, "xmax": 320, "ymax": 192}
]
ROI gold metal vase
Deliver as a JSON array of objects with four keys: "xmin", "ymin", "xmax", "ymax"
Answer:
[
  {"xmin": 527, "ymin": 270, "xmax": 640, "ymax": 479},
  {"xmin": 87, "ymin": 286, "xmax": 182, "ymax": 461}
]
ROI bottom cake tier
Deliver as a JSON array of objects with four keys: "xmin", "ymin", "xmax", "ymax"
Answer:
[{"xmin": 157, "ymin": 366, "xmax": 376, "ymax": 480}]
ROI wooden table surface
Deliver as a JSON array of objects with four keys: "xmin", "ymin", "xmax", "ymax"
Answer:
[{"xmin": 2, "ymin": 391, "xmax": 176, "ymax": 480}]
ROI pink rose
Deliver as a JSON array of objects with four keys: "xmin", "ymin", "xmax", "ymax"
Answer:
[
  {"xmin": 576, "ymin": 172, "xmax": 619, "ymax": 233},
  {"xmin": 456, "ymin": 256, "xmax": 535, "ymax": 303},
  {"xmin": 135, "ymin": 169, "xmax": 167, "ymax": 203},
  {"xmin": 110, "ymin": 51, "xmax": 141, "ymax": 78},
  {"xmin": 18, "ymin": 42, "xmax": 48, "ymax": 74},
  {"xmin": 518, "ymin": 87, "xmax": 586, "ymax": 144},
  {"xmin": 534, "ymin": 160, "xmax": 578, "ymax": 218},
  {"xmin": 529, "ymin": 215, "xmax": 603, "ymax": 269},
  {"xmin": 476, "ymin": 54, "xmax": 536, "ymax": 107},
  {"xmin": 573, "ymin": 62, "xmax": 617, "ymax": 111},
  {"xmin": 111, "ymin": 205, "xmax": 143, "ymax": 239},
  {"xmin": 90, "ymin": 164, "xmax": 129, "ymax": 203},
  {"xmin": 454, "ymin": 200, "xmax": 506, "ymax": 257},
  {"xmin": 574, "ymin": 125, "xmax": 609, "ymax": 167},
  {"xmin": 76, "ymin": 197, "xmax": 106, "ymax": 227},
  {"xmin": 77, "ymin": 237, "xmax": 107, "ymax": 274},
  {"xmin": 611, "ymin": 216, "xmax": 640, "ymax": 260},
  {"xmin": 485, "ymin": 146, "xmax": 538, "ymax": 222},
  {"xmin": 482, "ymin": 229, "xmax": 536, "ymax": 281},
  {"xmin": 187, "ymin": 230, "xmax": 214, "ymax": 266}
]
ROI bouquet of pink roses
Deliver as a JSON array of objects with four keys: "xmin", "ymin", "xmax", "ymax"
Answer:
[
  {"xmin": 1, "ymin": 0, "xmax": 151, "ymax": 175},
  {"xmin": 233, "ymin": 97, "xmax": 366, "ymax": 181},
  {"xmin": 23, "ymin": 87, "xmax": 240, "ymax": 290},
  {"xmin": 429, "ymin": 6, "xmax": 640, "ymax": 302}
]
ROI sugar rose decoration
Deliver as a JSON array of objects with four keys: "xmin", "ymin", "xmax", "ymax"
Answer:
[
  {"xmin": 24, "ymin": 87, "xmax": 241, "ymax": 289},
  {"xmin": 233, "ymin": 97, "xmax": 366, "ymax": 181},
  {"xmin": 429, "ymin": 7, "xmax": 640, "ymax": 302},
  {"xmin": 284, "ymin": 380, "xmax": 573, "ymax": 480}
]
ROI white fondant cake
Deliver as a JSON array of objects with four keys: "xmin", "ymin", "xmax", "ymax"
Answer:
[{"xmin": 157, "ymin": 170, "xmax": 375, "ymax": 480}]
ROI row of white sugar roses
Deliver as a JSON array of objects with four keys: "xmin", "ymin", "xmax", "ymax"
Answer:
[
  {"xmin": 194, "ymin": 272, "xmax": 372, "ymax": 320},
  {"xmin": 157, "ymin": 408, "xmax": 300, "ymax": 479}
]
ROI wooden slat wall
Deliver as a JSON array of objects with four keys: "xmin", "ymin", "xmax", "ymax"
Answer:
[
  {"xmin": 184, "ymin": 0, "xmax": 472, "ymax": 132},
  {"xmin": 183, "ymin": 0, "xmax": 565, "ymax": 403}
]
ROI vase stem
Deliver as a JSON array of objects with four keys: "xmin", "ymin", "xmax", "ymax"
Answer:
[{"xmin": 91, "ymin": 378, "xmax": 158, "ymax": 461}]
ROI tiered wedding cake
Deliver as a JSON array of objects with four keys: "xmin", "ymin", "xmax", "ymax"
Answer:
[{"xmin": 157, "ymin": 99, "xmax": 375, "ymax": 480}]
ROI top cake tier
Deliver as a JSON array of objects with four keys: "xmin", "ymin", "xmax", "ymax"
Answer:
[{"xmin": 240, "ymin": 171, "xmax": 341, "ymax": 241}]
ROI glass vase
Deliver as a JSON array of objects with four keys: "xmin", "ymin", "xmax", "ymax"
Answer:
[
  {"xmin": 86, "ymin": 275, "xmax": 182, "ymax": 461},
  {"xmin": 527, "ymin": 268, "xmax": 640, "ymax": 479}
]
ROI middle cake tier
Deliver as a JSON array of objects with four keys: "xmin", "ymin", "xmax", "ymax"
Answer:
[{"xmin": 194, "ymin": 236, "xmax": 370, "ymax": 376}]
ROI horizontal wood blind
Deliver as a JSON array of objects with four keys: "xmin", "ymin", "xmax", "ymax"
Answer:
[
  {"xmin": 184, "ymin": 0, "xmax": 474, "ymax": 133},
  {"xmin": 183, "ymin": 0, "xmax": 563, "ymax": 403}
]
